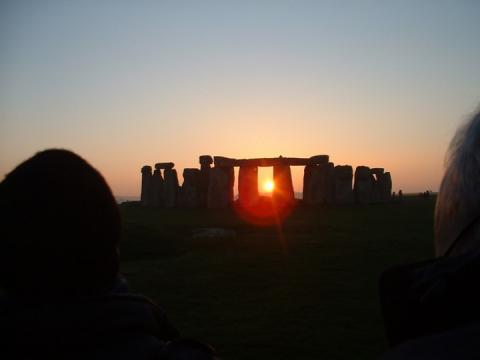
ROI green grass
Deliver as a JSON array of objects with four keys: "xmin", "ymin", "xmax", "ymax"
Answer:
[{"xmin": 119, "ymin": 197, "xmax": 435, "ymax": 360}]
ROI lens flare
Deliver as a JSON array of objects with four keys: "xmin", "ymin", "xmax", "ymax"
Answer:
[{"xmin": 234, "ymin": 195, "xmax": 296, "ymax": 226}]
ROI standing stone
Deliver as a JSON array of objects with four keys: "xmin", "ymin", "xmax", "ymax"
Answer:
[
  {"xmin": 354, "ymin": 166, "xmax": 375, "ymax": 204},
  {"xmin": 334, "ymin": 165, "xmax": 354, "ymax": 204},
  {"xmin": 304, "ymin": 162, "xmax": 334, "ymax": 205},
  {"xmin": 199, "ymin": 155, "xmax": 213, "ymax": 207},
  {"xmin": 179, "ymin": 168, "xmax": 201, "ymax": 208},
  {"xmin": 163, "ymin": 168, "xmax": 179, "ymax": 208},
  {"xmin": 141, "ymin": 166, "xmax": 153, "ymax": 207},
  {"xmin": 226, "ymin": 167, "xmax": 235, "ymax": 206},
  {"xmin": 370, "ymin": 168, "xmax": 385, "ymax": 203},
  {"xmin": 370, "ymin": 168, "xmax": 393, "ymax": 203},
  {"xmin": 273, "ymin": 164, "xmax": 295, "ymax": 205},
  {"xmin": 384, "ymin": 172, "xmax": 392, "ymax": 200},
  {"xmin": 199, "ymin": 155, "xmax": 213, "ymax": 166},
  {"xmin": 370, "ymin": 168, "xmax": 384, "ymax": 176},
  {"xmin": 377, "ymin": 172, "xmax": 392, "ymax": 202},
  {"xmin": 308, "ymin": 155, "xmax": 330, "ymax": 165},
  {"xmin": 151, "ymin": 169, "xmax": 164, "ymax": 207},
  {"xmin": 238, "ymin": 166, "xmax": 259, "ymax": 207},
  {"xmin": 303, "ymin": 165, "xmax": 314, "ymax": 203},
  {"xmin": 208, "ymin": 167, "xmax": 233, "ymax": 209}
]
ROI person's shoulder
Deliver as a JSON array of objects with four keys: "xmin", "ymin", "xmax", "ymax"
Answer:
[
  {"xmin": 92, "ymin": 293, "xmax": 180, "ymax": 341},
  {"xmin": 0, "ymin": 293, "xmax": 180, "ymax": 359},
  {"xmin": 380, "ymin": 322, "xmax": 480, "ymax": 360}
]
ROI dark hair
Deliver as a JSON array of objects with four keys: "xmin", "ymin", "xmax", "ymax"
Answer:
[{"xmin": 0, "ymin": 149, "xmax": 121, "ymax": 300}]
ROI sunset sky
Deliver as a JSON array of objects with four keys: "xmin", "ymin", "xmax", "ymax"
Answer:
[{"xmin": 1, "ymin": 1, "xmax": 479, "ymax": 197}]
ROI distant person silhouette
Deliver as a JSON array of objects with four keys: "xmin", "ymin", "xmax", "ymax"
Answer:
[
  {"xmin": 0, "ymin": 149, "xmax": 185, "ymax": 358},
  {"xmin": 379, "ymin": 109, "xmax": 480, "ymax": 359}
]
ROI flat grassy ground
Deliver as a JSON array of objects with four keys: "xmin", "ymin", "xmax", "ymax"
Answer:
[{"xmin": 119, "ymin": 197, "xmax": 435, "ymax": 360}]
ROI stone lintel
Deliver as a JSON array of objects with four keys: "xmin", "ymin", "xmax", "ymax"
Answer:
[
  {"xmin": 213, "ymin": 155, "xmax": 330, "ymax": 167},
  {"xmin": 155, "ymin": 162, "xmax": 175, "ymax": 170}
]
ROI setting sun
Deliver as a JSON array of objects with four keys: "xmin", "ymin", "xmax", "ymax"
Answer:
[{"xmin": 263, "ymin": 180, "xmax": 275, "ymax": 192}]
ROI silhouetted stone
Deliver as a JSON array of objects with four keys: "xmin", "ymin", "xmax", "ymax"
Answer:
[
  {"xmin": 238, "ymin": 157, "xmax": 306, "ymax": 167},
  {"xmin": 273, "ymin": 164, "xmax": 295, "ymax": 205},
  {"xmin": 199, "ymin": 156, "xmax": 212, "ymax": 207},
  {"xmin": 238, "ymin": 166, "xmax": 259, "ymax": 207},
  {"xmin": 334, "ymin": 165, "xmax": 354, "ymax": 204},
  {"xmin": 179, "ymin": 168, "xmax": 201, "ymax": 208},
  {"xmin": 371, "ymin": 168, "xmax": 384, "ymax": 176},
  {"xmin": 163, "ymin": 168, "xmax": 179, "ymax": 208},
  {"xmin": 303, "ymin": 165, "xmax": 313, "ymax": 203},
  {"xmin": 370, "ymin": 169, "xmax": 392, "ymax": 203},
  {"xmin": 304, "ymin": 162, "xmax": 334, "ymax": 205},
  {"xmin": 378, "ymin": 172, "xmax": 392, "ymax": 202},
  {"xmin": 308, "ymin": 155, "xmax": 329, "ymax": 165},
  {"xmin": 199, "ymin": 155, "xmax": 213, "ymax": 165},
  {"xmin": 151, "ymin": 169, "xmax": 164, "ymax": 207},
  {"xmin": 214, "ymin": 156, "xmax": 238, "ymax": 167},
  {"xmin": 141, "ymin": 154, "xmax": 392, "ymax": 209},
  {"xmin": 371, "ymin": 177, "xmax": 381, "ymax": 203},
  {"xmin": 354, "ymin": 166, "xmax": 375, "ymax": 204},
  {"xmin": 141, "ymin": 166, "xmax": 153, "ymax": 207},
  {"xmin": 214, "ymin": 156, "xmax": 331, "ymax": 167},
  {"xmin": 226, "ymin": 166, "xmax": 235, "ymax": 206},
  {"xmin": 208, "ymin": 167, "xmax": 233, "ymax": 208},
  {"xmin": 155, "ymin": 162, "xmax": 175, "ymax": 170}
]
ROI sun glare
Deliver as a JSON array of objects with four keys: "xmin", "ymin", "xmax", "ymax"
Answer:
[{"xmin": 263, "ymin": 180, "xmax": 274, "ymax": 192}]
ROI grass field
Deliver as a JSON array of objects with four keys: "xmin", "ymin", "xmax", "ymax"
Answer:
[{"xmin": 119, "ymin": 197, "xmax": 435, "ymax": 360}]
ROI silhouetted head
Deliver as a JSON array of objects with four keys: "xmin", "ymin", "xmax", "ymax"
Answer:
[
  {"xmin": 0, "ymin": 149, "xmax": 121, "ymax": 300},
  {"xmin": 435, "ymin": 109, "xmax": 480, "ymax": 257}
]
